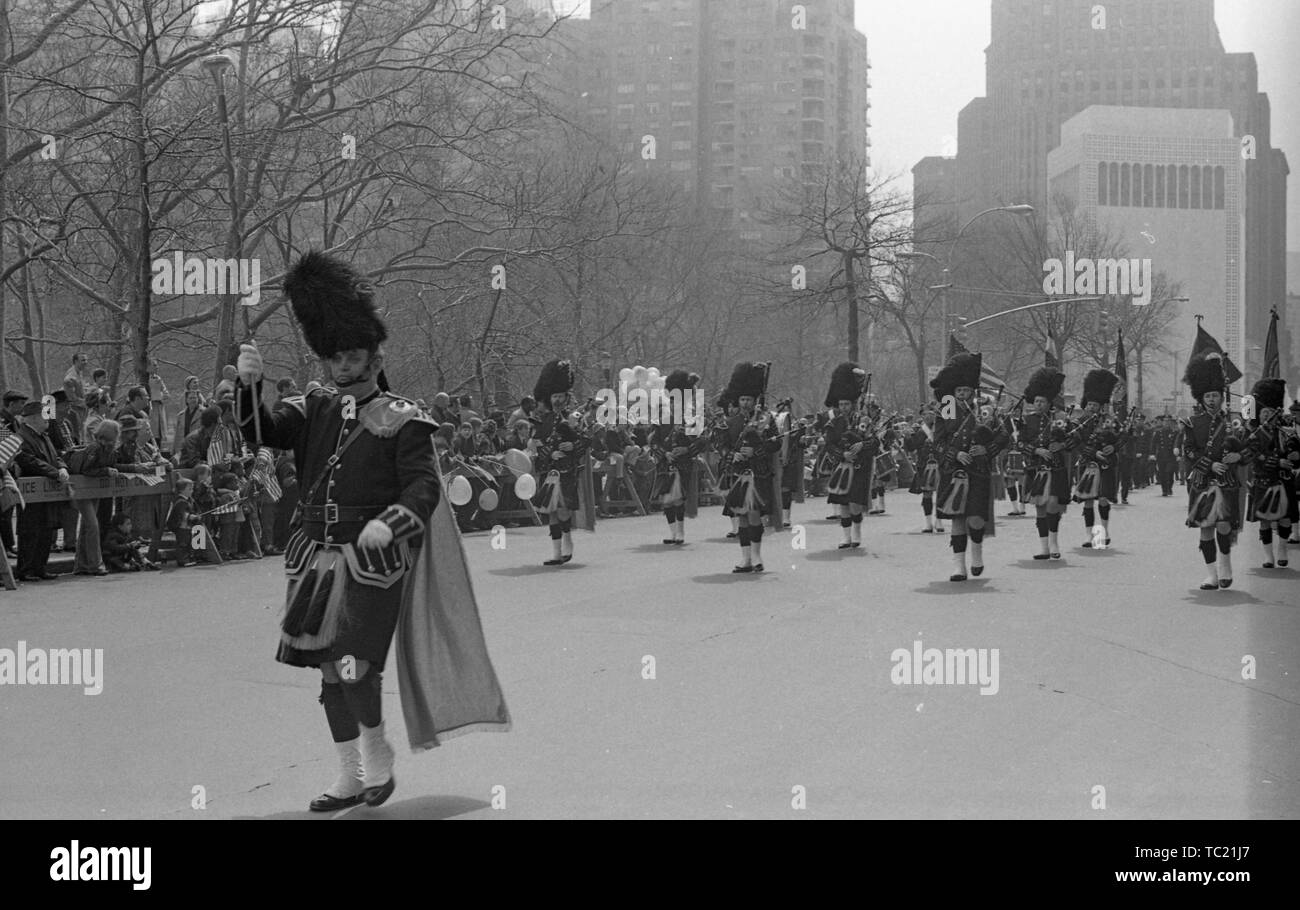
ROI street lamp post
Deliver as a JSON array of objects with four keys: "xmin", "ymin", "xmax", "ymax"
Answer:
[
  {"xmin": 202, "ymin": 51, "xmax": 243, "ymax": 384},
  {"xmin": 900, "ymin": 204, "xmax": 1034, "ymax": 361}
]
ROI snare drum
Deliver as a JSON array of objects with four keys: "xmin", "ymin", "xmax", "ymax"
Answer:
[
  {"xmin": 874, "ymin": 451, "xmax": 897, "ymax": 482},
  {"xmin": 1004, "ymin": 451, "xmax": 1026, "ymax": 479}
]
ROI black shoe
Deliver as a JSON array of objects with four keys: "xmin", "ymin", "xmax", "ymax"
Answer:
[
  {"xmin": 949, "ymin": 573, "xmax": 967, "ymax": 582},
  {"xmin": 663, "ymin": 538, "xmax": 677, "ymax": 544},
  {"xmin": 921, "ymin": 528, "xmax": 934, "ymax": 534},
  {"xmin": 838, "ymin": 542, "xmax": 854, "ymax": 549},
  {"xmin": 543, "ymin": 558, "xmax": 564, "ymax": 566},
  {"xmin": 14, "ymin": 574, "xmax": 41, "ymax": 582},
  {"xmin": 32, "ymin": 572, "xmax": 57, "ymax": 580},
  {"xmin": 1033, "ymin": 553, "xmax": 1050, "ymax": 560},
  {"xmin": 1263, "ymin": 561, "xmax": 1274, "ymax": 569},
  {"xmin": 363, "ymin": 775, "xmax": 396, "ymax": 807},
  {"xmin": 726, "ymin": 531, "xmax": 738, "ymax": 539},
  {"xmin": 1218, "ymin": 578, "xmax": 1232, "ymax": 589},
  {"xmin": 560, "ymin": 554, "xmax": 572, "ymax": 563},
  {"xmin": 1279, "ymin": 559, "xmax": 1289, "ymax": 567},
  {"xmin": 970, "ymin": 565, "xmax": 984, "ymax": 576},
  {"xmin": 309, "ymin": 791, "xmax": 366, "ymax": 812},
  {"xmin": 1199, "ymin": 581, "xmax": 1218, "ymax": 591},
  {"xmin": 752, "ymin": 563, "xmax": 764, "ymax": 573},
  {"xmin": 1082, "ymin": 541, "xmax": 1093, "ymax": 548},
  {"xmin": 1050, "ymin": 553, "xmax": 1061, "ymax": 560},
  {"xmin": 732, "ymin": 564, "xmax": 753, "ymax": 573}
]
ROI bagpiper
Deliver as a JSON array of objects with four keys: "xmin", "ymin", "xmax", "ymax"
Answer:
[
  {"xmin": 1018, "ymin": 367, "xmax": 1069, "ymax": 559},
  {"xmin": 650, "ymin": 370, "xmax": 706, "ymax": 545},
  {"xmin": 823, "ymin": 362, "xmax": 875, "ymax": 549},
  {"xmin": 904, "ymin": 404, "xmax": 946, "ymax": 534},
  {"xmin": 1070, "ymin": 369, "xmax": 1125, "ymax": 549},
  {"xmin": 1182, "ymin": 351, "xmax": 1249, "ymax": 590},
  {"xmin": 234, "ymin": 251, "xmax": 509, "ymax": 812},
  {"xmin": 931, "ymin": 351, "xmax": 1008, "ymax": 581},
  {"xmin": 530, "ymin": 359, "xmax": 590, "ymax": 566},
  {"xmin": 1245, "ymin": 377, "xmax": 1296, "ymax": 569},
  {"xmin": 720, "ymin": 363, "xmax": 779, "ymax": 573}
]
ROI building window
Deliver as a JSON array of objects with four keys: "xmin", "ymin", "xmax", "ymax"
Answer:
[
  {"xmin": 1178, "ymin": 165, "xmax": 1189, "ymax": 208},
  {"xmin": 1154, "ymin": 165, "xmax": 1165, "ymax": 207},
  {"xmin": 1190, "ymin": 165, "xmax": 1201, "ymax": 208},
  {"xmin": 1097, "ymin": 162, "xmax": 1109, "ymax": 205},
  {"xmin": 1214, "ymin": 166, "xmax": 1225, "ymax": 209},
  {"xmin": 1120, "ymin": 163, "xmax": 1130, "ymax": 206},
  {"xmin": 1142, "ymin": 164, "xmax": 1154, "ymax": 206},
  {"xmin": 1109, "ymin": 162, "xmax": 1119, "ymax": 203},
  {"xmin": 1167, "ymin": 166, "xmax": 1178, "ymax": 208},
  {"xmin": 1202, "ymin": 166, "xmax": 1214, "ymax": 210},
  {"xmin": 617, "ymin": 84, "xmax": 635, "ymax": 94}
]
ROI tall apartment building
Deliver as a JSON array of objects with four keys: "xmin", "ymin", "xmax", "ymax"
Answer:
[
  {"xmin": 569, "ymin": 0, "xmax": 870, "ymax": 238},
  {"xmin": 914, "ymin": 0, "xmax": 1287, "ymax": 375}
]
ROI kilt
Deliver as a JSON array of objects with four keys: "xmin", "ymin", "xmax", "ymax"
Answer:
[
  {"xmin": 827, "ymin": 459, "xmax": 872, "ymax": 507},
  {"xmin": 724, "ymin": 471, "xmax": 772, "ymax": 516},
  {"xmin": 1247, "ymin": 476, "xmax": 1298, "ymax": 524},
  {"xmin": 1187, "ymin": 482, "xmax": 1242, "ymax": 530},
  {"xmin": 533, "ymin": 469, "xmax": 580, "ymax": 513},
  {"xmin": 936, "ymin": 466, "xmax": 993, "ymax": 521},
  {"xmin": 275, "ymin": 528, "xmax": 411, "ymax": 669},
  {"xmin": 652, "ymin": 461, "xmax": 694, "ymax": 507}
]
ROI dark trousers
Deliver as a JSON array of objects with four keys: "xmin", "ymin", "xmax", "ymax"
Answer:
[
  {"xmin": 1118, "ymin": 460, "xmax": 1132, "ymax": 500},
  {"xmin": 0, "ymin": 505, "xmax": 13, "ymax": 551},
  {"xmin": 1156, "ymin": 459, "xmax": 1176, "ymax": 495},
  {"xmin": 17, "ymin": 503, "xmax": 55, "ymax": 576}
]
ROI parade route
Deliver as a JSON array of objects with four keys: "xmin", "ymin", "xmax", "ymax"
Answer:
[{"xmin": 2, "ymin": 487, "xmax": 1297, "ymax": 819}]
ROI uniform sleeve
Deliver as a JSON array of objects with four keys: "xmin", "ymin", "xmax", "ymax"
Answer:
[
  {"xmin": 375, "ymin": 418, "xmax": 442, "ymax": 545},
  {"xmin": 235, "ymin": 380, "xmax": 306, "ymax": 451}
]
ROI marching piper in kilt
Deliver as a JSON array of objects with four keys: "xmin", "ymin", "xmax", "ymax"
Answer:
[
  {"xmin": 531, "ymin": 359, "xmax": 590, "ymax": 566},
  {"xmin": 1245, "ymin": 378, "xmax": 1297, "ymax": 569},
  {"xmin": 1182, "ymin": 351, "xmax": 1250, "ymax": 590},
  {"xmin": 721, "ymin": 363, "xmax": 779, "ymax": 573},
  {"xmin": 905, "ymin": 405, "xmax": 946, "ymax": 534},
  {"xmin": 823, "ymin": 362, "xmax": 874, "ymax": 550},
  {"xmin": 1019, "ymin": 368, "xmax": 1070, "ymax": 559},
  {"xmin": 650, "ymin": 370, "xmax": 706, "ymax": 545},
  {"xmin": 931, "ymin": 352, "xmax": 1009, "ymax": 581},
  {"xmin": 719, "ymin": 372, "xmax": 760, "ymax": 539},
  {"xmin": 1070, "ymin": 369, "xmax": 1125, "ymax": 549}
]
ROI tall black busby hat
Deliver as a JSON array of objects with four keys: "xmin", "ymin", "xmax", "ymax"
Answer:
[
  {"xmin": 1023, "ymin": 368, "xmax": 1065, "ymax": 405},
  {"xmin": 1252, "ymin": 377, "xmax": 1286, "ymax": 411},
  {"xmin": 533, "ymin": 359, "xmax": 575, "ymax": 404},
  {"xmin": 930, "ymin": 352, "xmax": 981, "ymax": 401},
  {"xmin": 283, "ymin": 251, "xmax": 387, "ymax": 359},
  {"xmin": 824, "ymin": 362, "xmax": 867, "ymax": 408},
  {"xmin": 720, "ymin": 362, "xmax": 766, "ymax": 408},
  {"xmin": 664, "ymin": 370, "xmax": 700, "ymax": 392},
  {"xmin": 1081, "ymin": 369, "xmax": 1119, "ymax": 408},
  {"xmin": 1183, "ymin": 351, "xmax": 1226, "ymax": 401}
]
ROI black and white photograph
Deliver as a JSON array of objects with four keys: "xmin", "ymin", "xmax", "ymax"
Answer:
[{"xmin": 0, "ymin": 0, "xmax": 1295, "ymax": 878}]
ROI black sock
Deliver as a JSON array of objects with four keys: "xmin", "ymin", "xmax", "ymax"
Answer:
[
  {"xmin": 1083, "ymin": 505, "xmax": 1095, "ymax": 528},
  {"xmin": 550, "ymin": 524, "xmax": 562, "ymax": 540},
  {"xmin": 1048, "ymin": 513, "xmax": 1062, "ymax": 532},
  {"xmin": 1036, "ymin": 517, "xmax": 1049, "ymax": 538},
  {"xmin": 922, "ymin": 498, "xmax": 933, "ymax": 516},
  {"xmin": 1216, "ymin": 532, "xmax": 1232, "ymax": 555},
  {"xmin": 968, "ymin": 526, "xmax": 984, "ymax": 544},
  {"xmin": 951, "ymin": 534, "xmax": 968, "ymax": 554},
  {"xmin": 340, "ymin": 669, "xmax": 383, "ymax": 729},
  {"xmin": 751, "ymin": 524, "xmax": 764, "ymax": 542},
  {"xmin": 738, "ymin": 526, "xmax": 750, "ymax": 547},
  {"xmin": 841, "ymin": 516, "xmax": 852, "ymax": 528},
  {"xmin": 1261, "ymin": 527, "xmax": 1273, "ymax": 545},
  {"xmin": 666, "ymin": 512, "xmax": 676, "ymax": 527},
  {"xmin": 1098, "ymin": 504, "xmax": 1110, "ymax": 521},
  {"xmin": 1199, "ymin": 538, "xmax": 1217, "ymax": 564},
  {"xmin": 851, "ymin": 513, "xmax": 863, "ymax": 525},
  {"xmin": 319, "ymin": 681, "xmax": 359, "ymax": 743}
]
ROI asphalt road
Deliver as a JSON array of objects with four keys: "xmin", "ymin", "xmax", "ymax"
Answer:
[{"xmin": 2, "ymin": 485, "xmax": 1296, "ymax": 819}]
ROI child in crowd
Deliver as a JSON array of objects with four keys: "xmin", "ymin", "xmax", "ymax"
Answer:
[
  {"xmin": 165, "ymin": 477, "xmax": 197, "ymax": 567},
  {"xmin": 214, "ymin": 474, "xmax": 243, "ymax": 559},
  {"xmin": 102, "ymin": 514, "xmax": 162, "ymax": 572}
]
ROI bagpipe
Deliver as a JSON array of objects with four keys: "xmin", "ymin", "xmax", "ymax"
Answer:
[{"xmin": 1071, "ymin": 405, "xmax": 1135, "ymax": 502}]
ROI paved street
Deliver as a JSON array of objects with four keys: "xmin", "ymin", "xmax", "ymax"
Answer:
[{"xmin": 2, "ymin": 485, "xmax": 1297, "ymax": 819}]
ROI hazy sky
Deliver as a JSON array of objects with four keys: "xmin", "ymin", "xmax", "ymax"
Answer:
[{"xmin": 560, "ymin": 1, "xmax": 1298, "ymax": 248}]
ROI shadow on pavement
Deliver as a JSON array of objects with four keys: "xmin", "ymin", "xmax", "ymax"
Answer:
[
  {"xmin": 245, "ymin": 794, "xmax": 490, "ymax": 820},
  {"xmin": 913, "ymin": 579, "xmax": 999, "ymax": 595},
  {"xmin": 690, "ymin": 572, "xmax": 775, "ymax": 584},
  {"xmin": 1181, "ymin": 588, "xmax": 1263, "ymax": 606},
  {"xmin": 487, "ymin": 564, "xmax": 580, "ymax": 577},
  {"xmin": 802, "ymin": 548, "xmax": 868, "ymax": 561}
]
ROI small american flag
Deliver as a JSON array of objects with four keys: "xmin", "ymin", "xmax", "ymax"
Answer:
[
  {"xmin": 0, "ymin": 426, "xmax": 21, "ymax": 469},
  {"xmin": 137, "ymin": 474, "xmax": 166, "ymax": 487},
  {"xmin": 207, "ymin": 428, "xmax": 230, "ymax": 466},
  {"xmin": 251, "ymin": 447, "xmax": 282, "ymax": 501}
]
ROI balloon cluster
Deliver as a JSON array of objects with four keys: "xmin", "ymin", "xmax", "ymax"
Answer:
[{"xmin": 613, "ymin": 365, "xmax": 664, "ymax": 425}]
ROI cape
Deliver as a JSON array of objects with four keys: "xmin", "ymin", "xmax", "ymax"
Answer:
[{"xmin": 395, "ymin": 461, "xmax": 512, "ymax": 752}]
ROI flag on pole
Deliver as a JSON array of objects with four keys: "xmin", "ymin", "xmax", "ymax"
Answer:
[
  {"xmin": 1263, "ymin": 308, "xmax": 1280, "ymax": 380},
  {"xmin": 251, "ymin": 447, "xmax": 282, "ymax": 502},
  {"xmin": 0, "ymin": 426, "xmax": 21, "ymax": 470},
  {"xmin": 207, "ymin": 429, "xmax": 229, "ymax": 466},
  {"xmin": 1045, "ymin": 328, "xmax": 1060, "ymax": 370},
  {"xmin": 1190, "ymin": 321, "xmax": 1243, "ymax": 384},
  {"xmin": 948, "ymin": 334, "xmax": 1006, "ymax": 393},
  {"xmin": 1113, "ymin": 329, "xmax": 1129, "ymax": 413}
]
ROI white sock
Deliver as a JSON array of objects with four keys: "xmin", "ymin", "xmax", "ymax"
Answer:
[
  {"xmin": 952, "ymin": 550, "xmax": 967, "ymax": 577},
  {"xmin": 674, "ymin": 520, "xmax": 684, "ymax": 541},
  {"xmin": 561, "ymin": 531, "xmax": 573, "ymax": 557},
  {"xmin": 782, "ymin": 508, "xmax": 791, "ymax": 526},
  {"xmin": 851, "ymin": 521, "xmax": 861, "ymax": 544},
  {"xmin": 1100, "ymin": 519, "xmax": 1109, "ymax": 542},
  {"xmin": 751, "ymin": 537, "xmax": 763, "ymax": 564},
  {"xmin": 1201, "ymin": 561, "xmax": 1219, "ymax": 586},
  {"xmin": 358, "ymin": 723, "xmax": 394, "ymax": 788},
  {"xmin": 1276, "ymin": 535, "xmax": 1288, "ymax": 564},
  {"xmin": 1217, "ymin": 549, "xmax": 1232, "ymax": 580},
  {"xmin": 1048, "ymin": 530, "xmax": 1059, "ymax": 554},
  {"xmin": 925, "ymin": 513, "xmax": 934, "ymax": 530},
  {"xmin": 1038, "ymin": 534, "xmax": 1050, "ymax": 556},
  {"xmin": 739, "ymin": 543, "xmax": 752, "ymax": 567},
  {"xmin": 842, "ymin": 521, "xmax": 853, "ymax": 545},
  {"xmin": 550, "ymin": 537, "xmax": 563, "ymax": 560},
  {"xmin": 326, "ymin": 738, "xmax": 365, "ymax": 798},
  {"xmin": 970, "ymin": 540, "xmax": 983, "ymax": 568},
  {"xmin": 1263, "ymin": 538, "xmax": 1275, "ymax": 564},
  {"xmin": 730, "ymin": 515, "xmax": 739, "ymax": 533}
]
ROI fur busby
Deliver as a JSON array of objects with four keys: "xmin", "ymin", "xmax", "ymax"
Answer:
[
  {"xmin": 720, "ymin": 362, "xmax": 766, "ymax": 407},
  {"xmin": 664, "ymin": 370, "xmax": 700, "ymax": 392},
  {"xmin": 930, "ymin": 353, "xmax": 981, "ymax": 401},
  {"xmin": 1023, "ymin": 368, "xmax": 1065, "ymax": 405},
  {"xmin": 824, "ymin": 362, "xmax": 867, "ymax": 408},
  {"xmin": 1081, "ymin": 369, "xmax": 1119, "ymax": 408},
  {"xmin": 1252, "ymin": 378, "xmax": 1286, "ymax": 411},
  {"xmin": 283, "ymin": 251, "xmax": 386, "ymax": 359},
  {"xmin": 1183, "ymin": 351, "xmax": 1226, "ymax": 401},
  {"xmin": 533, "ymin": 359, "xmax": 575, "ymax": 404}
]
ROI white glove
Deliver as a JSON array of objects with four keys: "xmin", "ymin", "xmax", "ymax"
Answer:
[
  {"xmin": 237, "ymin": 344, "xmax": 263, "ymax": 386},
  {"xmin": 357, "ymin": 519, "xmax": 393, "ymax": 550}
]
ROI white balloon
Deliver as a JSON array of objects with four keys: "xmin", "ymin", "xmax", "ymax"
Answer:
[
  {"xmin": 504, "ymin": 448, "xmax": 532, "ymax": 475},
  {"xmin": 514, "ymin": 472, "xmax": 536, "ymax": 499},
  {"xmin": 633, "ymin": 366, "xmax": 648, "ymax": 382},
  {"xmin": 449, "ymin": 474, "xmax": 473, "ymax": 506},
  {"xmin": 646, "ymin": 367, "xmax": 661, "ymax": 380},
  {"xmin": 478, "ymin": 488, "xmax": 499, "ymax": 511},
  {"xmin": 618, "ymin": 367, "xmax": 634, "ymax": 384}
]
